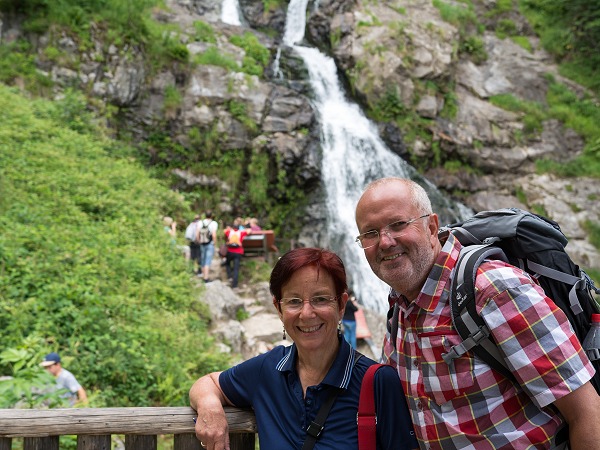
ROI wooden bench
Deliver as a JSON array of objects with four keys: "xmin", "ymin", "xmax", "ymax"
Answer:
[{"xmin": 242, "ymin": 230, "xmax": 278, "ymax": 262}]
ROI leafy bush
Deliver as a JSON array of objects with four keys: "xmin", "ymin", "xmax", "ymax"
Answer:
[
  {"xmin": 193, "ymin": 20, "xmax": 217, "ymax": 43},
  {"xmin": 229, "ymin": 32, "xmax": 271, "ymax": 77},
  {"xmin": 0, "ymin": 84, "xmax": 229, "ymax": 407}
]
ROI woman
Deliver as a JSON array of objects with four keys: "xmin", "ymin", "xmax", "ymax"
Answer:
[{"xmin": 189, "ymin": 248, "xmax": 417, "ymax": 450}]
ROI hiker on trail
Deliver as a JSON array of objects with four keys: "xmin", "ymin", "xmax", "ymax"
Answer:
[
  {"xmin": 354, "ymin": 177, "xmax": 600, "ymax": 449},
  {"xmin": 163, "ymin": 216, "xmax": 177, "ymax": 244},
  {"xmin": 40, "ymin": 352, "xmax": 87, "ymax": 405},
  {"xmin": 185, "ymin": 215, "xmax": 201, "ymax": 271},
  {"xmin": 189, "ymin": 247, "xmax": 417, "ymax": 450},
  {"xmin": 223, "ymin": 218, "xmax": 251, "ymax": 289},
  {"xmin": 198, "ymin": 211, "xmax": 218, "ymax": 283},
  {"xmin": 342, "ymin": 293, "xmax": 360, "ymax": 349},
  {"xmin": 249, "ymin": 217, "xmax": 262, "ymax": 231}
]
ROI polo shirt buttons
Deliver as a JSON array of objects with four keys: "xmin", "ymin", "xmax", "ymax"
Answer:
[
  {"xmin": 416, "ymin": 400, "xmax": 423, "ymax": 411},
  {"xmin": 413, "ymin": 359, "xmax": 419, "ymax": 367},
  {"xmin": 306, "ymin": 398, "xmax": 312, "ymax": 406}
]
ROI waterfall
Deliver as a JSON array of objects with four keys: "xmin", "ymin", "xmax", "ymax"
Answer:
[
  {"xmin": 280, "ymin": 0, "xmax": 467, "ymax": 314},
  {"xmin": 221, "ymin": 0, "xmax": 242, "ymax": 26}
]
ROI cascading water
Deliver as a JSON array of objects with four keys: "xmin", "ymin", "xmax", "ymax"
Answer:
[
  {"xmin": 281, "ymin": 0, "xmax": 468, "ymax": 314},
  {"xmin": 221, "ymin": 0, "xmax": 242, "ymax": 26}
]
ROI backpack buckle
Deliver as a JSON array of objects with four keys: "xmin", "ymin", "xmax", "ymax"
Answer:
[{"xmin": 442, "ymin": 325, "xmax": 490, "ymax": 364}]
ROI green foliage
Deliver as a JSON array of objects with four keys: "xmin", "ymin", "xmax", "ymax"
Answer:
[
  {"xmin": 460, "ymin": 36, "xmax": 488, "ymax": 64},
  {"xmin": 441, "ymin": 89, "xmax": 459, "ymax": 119},
  {"xmin": 0, "ymin": 84, "xmax": 229, "ymax": 407},
  {"xmin": 370, "ymin": 87, "xmax": 406, "ymax": 122},
  {"xmin": 227, "ymin": 100, "xmax": 258, "ymax": 133},
  {"xmin": 520, "ymin": 0, "xmax": 600, "ymax": 92},
  {"xmin": 0, "ymin": 338, "xmax": 71, "ymax": 409},
  {"xmin": 485, "ymin": 0, "xmax": 514, "ymax": 17},
  {"xmin": 432, "ymin": 0, "xmax": 478, "ymax": 28},
  {"xmin": 193, "ymin": 20, "xmax": 217, "ymax": 43},
  {"xmin": 229, "ymin": 32, "xmax": 271, "ymax": 77},
  {"xmin": 495, "ymin": 19, "xmax": 518, "ymax": 39},
  {"xmin": 511, "ymin": 35, "xmax": 533, "ymax": 52},
  {"xmin": 0, "ymin": 0, "xmax": 158, "ymax": 44},
  {"xmin": 0, "ymin": 40, "xmax": 53, "ymax": 95},
  {"xmin": 194, "ymin": 46, "xmax": 240, "ymax": 72},
  {"xmin": 163, "ymin": 86, "xmax": 183, "ymax": 113},
  {"xmin": 262, "ymin": 0, "xmax": 285, "ymax": 12},
  {"xmin": 489, "ymin": 93, "xmax": 544, "ymax": 134},
  {"xmin": 582, "ymin": 220, "xmax": 600, "ymax": 250},
  {"xmin": 247, "ymin": 152, "xmax": 270, "ymax": 206}
]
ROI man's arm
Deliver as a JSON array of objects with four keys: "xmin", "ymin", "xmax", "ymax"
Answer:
[
  {"xmin": 76, "ymin": 386, "xmax": 88, "ymax": 404},
  {"xmin": 553, "ymin": 382, "xmax": 600, "ymax": 450},
  {"xmin": 189, "ymin": 372, "xmax": 232, "ymax": 449}
]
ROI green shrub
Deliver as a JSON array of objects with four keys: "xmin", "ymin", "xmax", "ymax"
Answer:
[
  {"xmin": 0, "ymin": 84, "xmax": 229, "ymax": 407},
  {"xmin": 495, "ymin": 18, "xmax": 518, "ymax": 39},
  {"xmin": 194, "ymin": 46, "xmax": 240, "ymax": 72},
  {"xmin": 193, "ymin": 20, "xmax": 217, "ymax": 43},
  {"xmin": 460, "ymin": 36, "xmax": 488, "ymax": 64},
  {"xmin": 229, "ymin": 32, "xmax": 271, "ymax": 77}
]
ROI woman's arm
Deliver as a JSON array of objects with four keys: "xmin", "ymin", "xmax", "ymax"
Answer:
[{"xmin": 189, "ymin": 372, "xmax": 234, "ymax": 450}]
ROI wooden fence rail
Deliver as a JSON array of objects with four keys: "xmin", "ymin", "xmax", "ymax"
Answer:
[{"xmin": 0, "ymin": 407, "xmax": 256, "ymax": 450}]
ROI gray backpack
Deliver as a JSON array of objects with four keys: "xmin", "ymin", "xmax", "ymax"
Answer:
[{"xmin": 198, "ymin": 219, "xmax": 214, "ymax": 244}]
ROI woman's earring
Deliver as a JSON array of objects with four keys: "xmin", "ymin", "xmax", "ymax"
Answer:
[
  {"xmin": 338, "ymin": 321, "xmax": 342, "ymax": 332},
  {"xmin": 282, "ymin": 326, "xmax": 286, "ymax": 340}
]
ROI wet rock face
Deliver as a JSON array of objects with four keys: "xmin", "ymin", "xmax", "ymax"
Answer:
[{"xmin": 2, "ymin": 0, "xmax": 598, "ymax": 269}]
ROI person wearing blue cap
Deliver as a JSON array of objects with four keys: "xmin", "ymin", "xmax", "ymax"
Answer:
[{"xmin": 40, "ymin": 352, "xmax": 87, "ymax": 405}]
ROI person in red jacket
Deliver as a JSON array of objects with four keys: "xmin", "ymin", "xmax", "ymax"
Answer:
[{"xmin": 224, "ymin": 218, "xmax": 252, "ymax": 288}]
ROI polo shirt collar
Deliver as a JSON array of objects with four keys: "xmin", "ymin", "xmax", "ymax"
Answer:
[
  {"xmin": 275, "ymin": 337, "xmax": 357, "ymax": 389},
  {"xmin": 388, "ymin": 232, "xmax": 462, "ymax": 313}
]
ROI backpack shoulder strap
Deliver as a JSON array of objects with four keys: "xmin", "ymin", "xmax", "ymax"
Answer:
[
  {"xmin": 442, "ymin": 243, "xmax": 515, "ymax": 381},
  {"xmin": 357, "ymin": 363, "xmax": 386, "ymax": 450}
]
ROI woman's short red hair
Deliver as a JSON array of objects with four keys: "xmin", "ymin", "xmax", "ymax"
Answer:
[{"xmin": 269, "ymin": 248, "xmax": 347, "ymax": 307}]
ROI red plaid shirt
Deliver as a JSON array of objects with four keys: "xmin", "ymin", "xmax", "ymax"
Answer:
[{"xmin": 382, "ymin": 232, "xmax": 595, "ymax": 449}]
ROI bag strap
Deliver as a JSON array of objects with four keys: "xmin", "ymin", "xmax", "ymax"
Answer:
[
  {"xmin": 442, "ymin": 244, "xmax": 515, "ymax": 381},
  {"xmin": 301, "ymin": 351, "xmax": 363, "ymax": 450},
  {"xmin": 357, "ymin": 363, "xmax": 385, "ymax": 450}
]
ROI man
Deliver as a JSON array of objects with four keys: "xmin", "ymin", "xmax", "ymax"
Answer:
[
  {"xmin": 197, "ymin": 210, "xmax": 218, "ymax": 283},
  {"xmin": 40, "ymin": 352, "xmax": 87, "ymax": 405},
  {"xmin": 224, "ymin": 218, "xmax": 251, "ymax": 289},
  {"xmin": 355, "ymin": 177, "xmax": 600, "ymax": 449},
  {"xmin": 185, "ymin": 215, "xmax": 201, "ymax": 273}
]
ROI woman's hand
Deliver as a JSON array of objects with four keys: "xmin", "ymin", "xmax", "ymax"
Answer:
[
  {"xmin": 190, "ymin": 372, "xmax": 232, "ymax": 450},
  {"xmin": 195, "ymin": 406, "xmax": 230, "ymax": 450}
]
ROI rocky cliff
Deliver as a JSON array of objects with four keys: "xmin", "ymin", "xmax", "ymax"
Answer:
[{"xmin": 1, "ymin": 0, "xmax": 598, "ymax": 268}]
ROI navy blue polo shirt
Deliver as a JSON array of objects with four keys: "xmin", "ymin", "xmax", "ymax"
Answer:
[{"xmin": 219, "ymin": 337, "xmax": 417, "ymax": 449}]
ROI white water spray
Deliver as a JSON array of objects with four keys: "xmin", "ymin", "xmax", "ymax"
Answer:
[
  {"xmin": 221, "ymin": 0, "xmax": 242, "ymax": 26},
  {"xmin": 281, "ymin": 0, "xmax": 465, "ymax": 314}
]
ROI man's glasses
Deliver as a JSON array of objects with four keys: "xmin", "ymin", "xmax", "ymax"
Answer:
[
  {"xmin": 355, "ymin": 214, "xmax": 431, "ymax": 249},
  {"xmin": 279, "ymin": 295, "xmax": 338, "ymax": 312}
]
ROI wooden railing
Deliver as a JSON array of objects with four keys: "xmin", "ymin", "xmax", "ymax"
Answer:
[{"xmin": 0, "ymin": 407, "xmax": 256, "ymax": 450}]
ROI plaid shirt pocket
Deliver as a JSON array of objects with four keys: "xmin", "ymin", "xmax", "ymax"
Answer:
[{"xmin": 419, "ymin": 332, "xmax": 475, "ymax": 405}]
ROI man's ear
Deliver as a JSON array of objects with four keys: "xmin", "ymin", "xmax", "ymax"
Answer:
[{"xmin": 428, "ymin": 213, "xmax": 440, "ymax": 246}]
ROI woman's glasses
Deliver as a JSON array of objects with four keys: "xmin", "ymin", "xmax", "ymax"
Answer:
[{"xmin": 279, "ymin": 296, "xmax": 337, "ymax": 312}]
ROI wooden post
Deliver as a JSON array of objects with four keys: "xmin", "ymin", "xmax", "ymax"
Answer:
[
  {"xmin": 125, "ymin": 434, "xmax": 156, "ymax": 450},
  {"xmin": 24, "ymin": 436, "xmax": 59, "ymax": 450},
  {"xmin": 0, "ymin": 437, "xmax": 11, "ymax": 450},
  {"xmin": 77, "ymin": 435, "xmax": 111, "ymax": 450},
  {"xmin": 230, "ymin": 433, "xmax": 255, "ymax": 450},
  {"xmin": 174, "ymin": 433, "xmax": 200, "ymax": 450}
]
